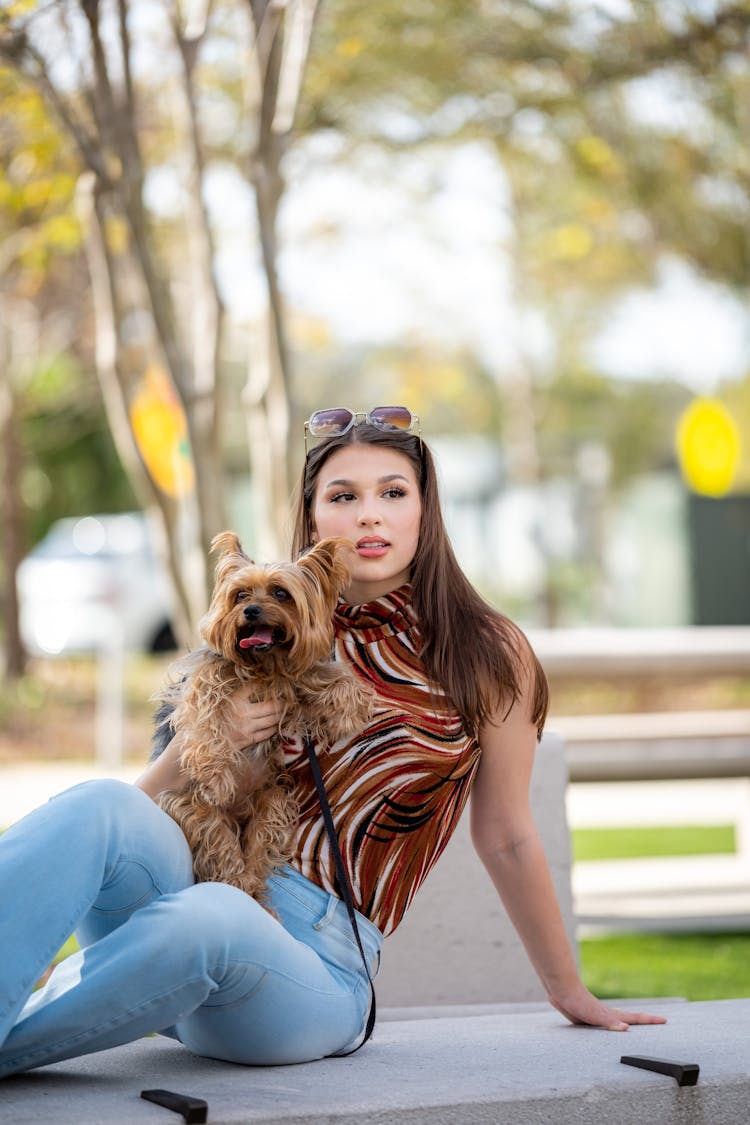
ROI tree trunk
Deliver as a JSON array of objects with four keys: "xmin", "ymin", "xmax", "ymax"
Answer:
[
  {"xmin": 244, "ymin": 146, "xmax": 292, "ymax": 560},
  {"xmin": 172, "ymin": 20, "xmax": 228, "ymax": 569},
  {"xmin": 0, "ymin": 365, "xmax": 27, "ymax": 680},
  {"xmin": 241, "ymin": 0, "xmax": 322, "ymax": 560},
  {"xmin": 76, "ymin": 173, "xmax": 199, "ymax": 645}
]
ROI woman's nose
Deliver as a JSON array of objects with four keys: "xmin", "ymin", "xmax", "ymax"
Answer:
[{"xmin": 357, "ymin": 505, "xmax": 382, "ymax": 526}]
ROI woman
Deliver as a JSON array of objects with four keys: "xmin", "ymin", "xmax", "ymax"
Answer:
[{"xmin": 0, "ymin": 407, "xmax": 664, "ymax": 1079}]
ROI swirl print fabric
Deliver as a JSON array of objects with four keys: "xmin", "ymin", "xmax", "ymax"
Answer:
[{"xmin": 282, "ymin": 586, "xmax": 481, "ymax": 937}]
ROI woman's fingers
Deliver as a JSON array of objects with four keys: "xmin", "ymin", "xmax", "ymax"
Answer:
[
  {"xmin": 227, "ymin": 693, "xmax": 281, "ymax": 744},
  {"xmin": 616, "ymin": 1008, "xmax": 669, "ymax": 1027},
  {"xmin": 551, "ymin": 990, "xmax": 668, "ymax": 1032}
]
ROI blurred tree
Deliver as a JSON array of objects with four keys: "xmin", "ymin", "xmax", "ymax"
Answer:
[
  {"xmin": 1, "ymin": 0, "xmax": 748, "ymax": 636},
  {"xmin": 0, "ymin": 66, "xmax": 95, "ymax": 678},
  {"xmin": 0, "ymin": 0, "xmax": 321, "ymax": 642},
  {"xmin": 536, "ymin": 368, "xmax": 690, "ymax": 486},
  {"xmin": 296, "ymin": 0, "xmax": 749, "ymax": 622},
  {"xmin": 300, "ymin": 0, "xmax": 749, "ymax": 470}
]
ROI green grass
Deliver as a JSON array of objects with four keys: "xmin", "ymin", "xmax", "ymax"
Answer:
[
  {"xmin": 572, "ymin": 824, "xmax": 736, "ymax": 862},
  {"xmin": 575, "ymin": 821, "xmax": 747, "ymax": 1001},
  {"xmin": 580, "ymin": 931, "xmax": 750, "ymax": 1000}
]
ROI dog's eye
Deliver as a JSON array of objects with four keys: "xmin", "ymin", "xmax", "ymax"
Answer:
[
  {"xmin": 234, "ymin": 590, "xmax": 250, "ymax": 603},
  {"xmin": 272, "ymin": 587, "xmax": 290, "ymax": 602}
]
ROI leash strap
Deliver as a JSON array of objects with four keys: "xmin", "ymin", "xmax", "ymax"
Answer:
[{"xmin": 303, "ymin": 736, "xmax": 377, "ymax": 1052}]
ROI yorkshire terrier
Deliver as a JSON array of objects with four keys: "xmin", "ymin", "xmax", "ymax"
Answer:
[{"xmin": 152, "ymin": 533, "xmax": 373, "ymax": 902}]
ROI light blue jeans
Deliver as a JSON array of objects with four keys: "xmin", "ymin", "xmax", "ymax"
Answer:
[{"xmin": 0, "ymin": 779, "xmax": 381, "ymax": 1077}]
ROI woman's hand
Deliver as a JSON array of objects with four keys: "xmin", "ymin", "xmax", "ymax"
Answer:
[
  {"xmin": 549, "ymin": 982, "xmax": 667, "ymax": 1031},
  {"xmin": 223, "ymin": 692, "xmax": 281, "ymax": 752},
  {"xmin": 215, "ymin": 693, "xmax": 283, "ymax": 793},
  {"xmin": 136, "ymin": 693, "xmax": 282, "ymax": 801}
]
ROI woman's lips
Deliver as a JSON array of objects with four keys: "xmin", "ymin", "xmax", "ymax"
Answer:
[{"xmin": 356, "ymin": 538, "xmax": 389, "ymax": 558}]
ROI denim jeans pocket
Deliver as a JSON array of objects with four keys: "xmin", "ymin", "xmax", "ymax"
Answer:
[{"xmin": 313, "ymin": 895, "xmax": 381, "ymax": 979}]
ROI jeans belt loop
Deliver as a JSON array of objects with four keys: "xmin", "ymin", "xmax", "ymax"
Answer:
[{"xmin": 313, "ymin": 892, "xmax": 339, "ymax": 931}]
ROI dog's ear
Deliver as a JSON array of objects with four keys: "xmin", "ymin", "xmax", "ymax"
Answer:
[
  {"xmin": 297, "ymin": 537, "xmax": 354, "ymax": 604},
  {"xmin": 210, "ymin": 532, "xmax": 254, "ymax": 587},
  {"xmin": 211, "ymin": 531, "xmax": 253, "ymax": 565}
]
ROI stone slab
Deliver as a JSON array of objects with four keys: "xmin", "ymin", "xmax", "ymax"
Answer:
[{"xmin": 2, "ymin": 999, "xmax": 748, "ymax": 1125}]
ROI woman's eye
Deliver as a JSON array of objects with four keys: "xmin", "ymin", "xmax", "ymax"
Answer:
[
  {"xmin": 273, "ymin": 587, "xmax": 290, "ymax": 601},
  {"xmin": 329, "ymin": 491, "xmax": 355, "ymax": 503},
  {"xmin": 383, "ymin": 487, "xmax": 405, "ymax": 499}
]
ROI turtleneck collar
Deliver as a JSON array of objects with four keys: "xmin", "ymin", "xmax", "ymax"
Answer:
[{"xmin": 333, "ymin": 583, "xmax": 416, "ymax": 640}]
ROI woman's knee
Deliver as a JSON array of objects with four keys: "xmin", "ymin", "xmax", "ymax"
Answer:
[
  {"xmin": 53, "ymin": 777, "xmax": 149, "ymax": 821},
  {"xmin": 155, "ymin": 882, "xmax": 271, "ymax": 950},
  {"xmin": 73, "ymin": 784, "xmax": 195, "ymax": 946},
  {"xmin": 59, "ymin": 779, "xmax": 182, "ymax": 843}
]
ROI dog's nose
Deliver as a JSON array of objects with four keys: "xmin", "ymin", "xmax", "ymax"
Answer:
[{"xmin": 243, "ymin": 604, "xmax": 262, "ymax": 620}]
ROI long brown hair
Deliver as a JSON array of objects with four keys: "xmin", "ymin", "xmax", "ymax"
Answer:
[{"xmin": 291, "ymin": 423, "xmax": 548, "ymax": 737}]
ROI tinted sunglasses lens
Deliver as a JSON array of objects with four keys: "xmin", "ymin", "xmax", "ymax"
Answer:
[
  {"xmin": 308, "ymin": 408, "xmax": 354, "ymax": 436},
  {"xmin": 369, "ymin": 406, "xmax": 413, "ymax": 431}
]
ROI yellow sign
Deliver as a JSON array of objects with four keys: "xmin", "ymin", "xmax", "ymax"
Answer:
[
  {"xmin": 130, "ymin": 364, "xmax": 195, "ymax": 498},
  {"xmin": 676, "ymin": 398, "xmax": 741, "ymax": 497}
]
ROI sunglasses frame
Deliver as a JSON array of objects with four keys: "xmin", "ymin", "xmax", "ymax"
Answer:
[{"xmin": 304, "ymin": 406, "xmax": 421, "ymax": 454}]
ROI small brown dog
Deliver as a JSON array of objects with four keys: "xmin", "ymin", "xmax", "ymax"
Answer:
[{"xmin": 153, "ymin": 533, "xmax": 373, "ymax": 902}]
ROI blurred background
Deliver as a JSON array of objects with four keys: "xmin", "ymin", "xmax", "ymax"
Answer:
[
  {"xmin": 2, "ymin": 0, "xmax": 749, "ymax": 667},
  {"xmin": 1, "ymin": 0, "xmax": 749, "ymax": 1000}
]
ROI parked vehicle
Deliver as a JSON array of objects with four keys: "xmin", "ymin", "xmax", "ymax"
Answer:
[{"xmin": 17, "ymin": 512, "xmax": 176, "ymax": 656}]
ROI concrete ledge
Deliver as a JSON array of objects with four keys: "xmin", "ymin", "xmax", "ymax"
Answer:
[
  {"xmin": 553, "ymin": 710, "xmax": 750, "ymax": 781},
  {"xmin": 2, "ymin": 999, "xmax": 749, "ymax": 1124},
  {"xmin": 530, "ymin": 625, "xmax": 750, "ymax": 679}
]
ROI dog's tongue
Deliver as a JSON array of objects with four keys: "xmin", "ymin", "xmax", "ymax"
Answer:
[{"xmin": 239, "ymin": 627, "xmax": 274, "ymax": 649}]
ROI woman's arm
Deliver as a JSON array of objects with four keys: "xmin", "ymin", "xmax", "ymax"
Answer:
[
  {"xmin": 134, "ymin": 695, "xmax": 282, "ymax": 801},
  {"xmin": 135, "ymin": 727, "xmax": 190, "ymax": 799},
  {"xmin": 471, "ymin": 670, "xmax": 666, "ymax": 1031}
]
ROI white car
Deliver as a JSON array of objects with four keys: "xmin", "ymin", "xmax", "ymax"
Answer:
[{"xmin": 17, "ymin": 512, "xmax": 176, "ymax": 656}]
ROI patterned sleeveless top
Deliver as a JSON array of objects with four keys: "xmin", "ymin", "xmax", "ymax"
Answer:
[{"xmin": 282, "ymin": 585, "xmax": 481, "ymax": 937}]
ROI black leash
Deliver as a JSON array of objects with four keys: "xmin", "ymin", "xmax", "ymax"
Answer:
[{"xmin": 303, "ymin": 736, "xmax": 377, "ymax": 1052}]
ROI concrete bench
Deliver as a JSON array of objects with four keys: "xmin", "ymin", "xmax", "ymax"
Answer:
[
  {"xmin": 555, "ymin": 709, "xmax": 750, "ymax": 782},
  {"xmin": 3, "ymin": 998, "xmax": 749, "ymax": 1124}
]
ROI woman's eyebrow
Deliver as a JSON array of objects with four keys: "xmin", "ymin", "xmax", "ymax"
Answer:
[{"xmin": 322, "ymin": 474, "xmax": 409, "ymax": 488}]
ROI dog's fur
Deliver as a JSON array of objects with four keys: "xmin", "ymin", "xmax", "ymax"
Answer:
[{"xmin": 153, "ymin": 533, "xmax": 373, "ymax": 902}]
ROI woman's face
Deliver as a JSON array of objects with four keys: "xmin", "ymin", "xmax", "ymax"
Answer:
[{"xmin": 310, "ymin": 444, "xmax": 422, "ymax": 603}]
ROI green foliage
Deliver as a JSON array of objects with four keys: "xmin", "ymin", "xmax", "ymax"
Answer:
[
  {"xmin": 21, "ymin": 375, "xmax": 137, "ymax": 546},
  {"xmin": 291, "ymin": 340, "xmax": 505, "ymax": 438},
  {"xmin": 536, "ymin": 369, "xmax": 691, "ymax": 486},
  {"xmin": 0, "ymin": 65, "xmax": 82, "ymax": 284},
  {"xmin": 7, "ymin": 350, "xmax": 136, "ymax": 551}
]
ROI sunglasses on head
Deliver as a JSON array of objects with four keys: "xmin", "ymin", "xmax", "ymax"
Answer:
[{"xmin": 304, "ymin": 406, "xmax": 421, "ymax": 454}]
